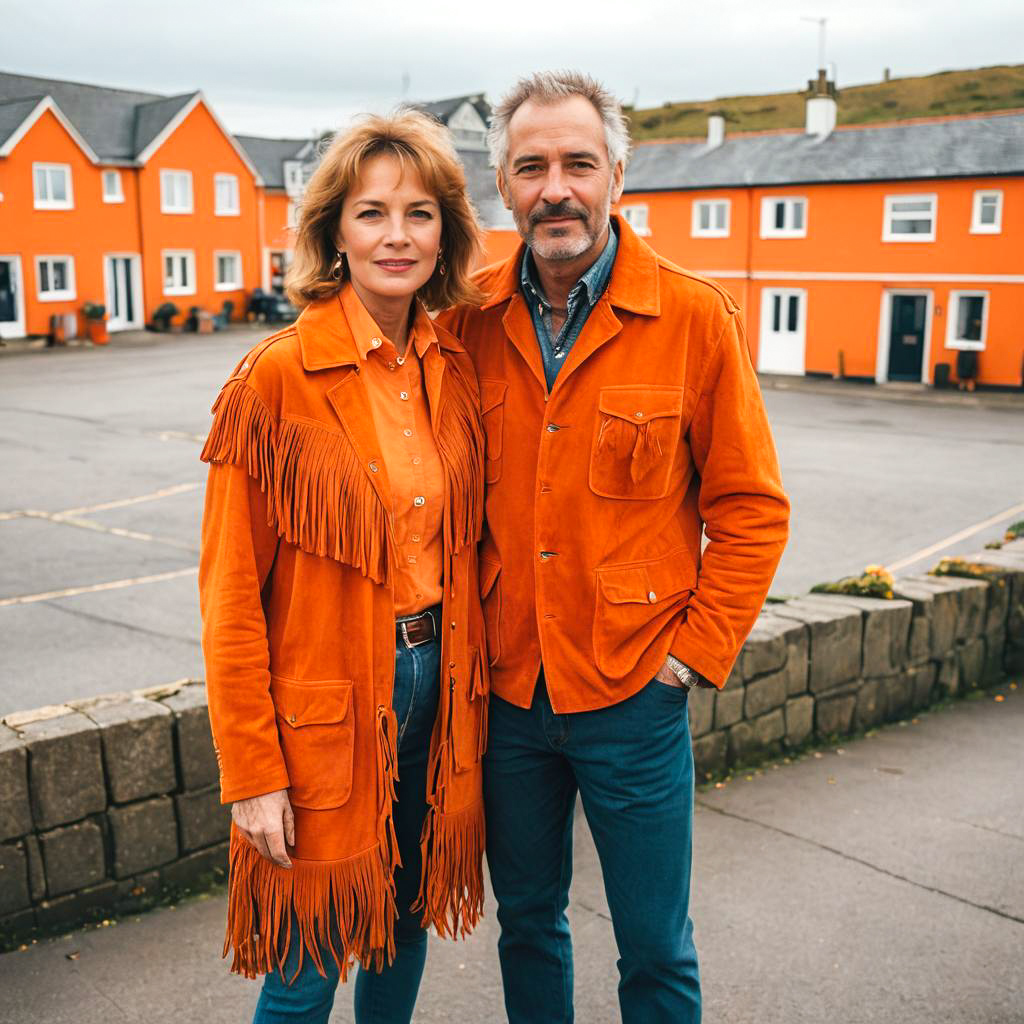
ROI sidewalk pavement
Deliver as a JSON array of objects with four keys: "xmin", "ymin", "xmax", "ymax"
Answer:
[{"xmin": 1, "ymin": 686, "xmax": 1021, "ymax": 1024}]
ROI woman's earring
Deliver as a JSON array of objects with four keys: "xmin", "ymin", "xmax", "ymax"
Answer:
[
  {"xmin": 437, "ymin": 249, "xmax": 447, "ymax": 277},
  {"xmin": 330, "ymin": 250, "xmax": 345, "ymax": 281}
]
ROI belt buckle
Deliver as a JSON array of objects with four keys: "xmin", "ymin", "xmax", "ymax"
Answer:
[{"xmin": 400, "ymin": 616, "xmax": 432, "ymax": 649}]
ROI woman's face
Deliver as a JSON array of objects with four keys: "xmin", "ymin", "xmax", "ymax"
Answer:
[{"xmin": 337, "ymin": 154, "xmax": 443, "ymax": 302}]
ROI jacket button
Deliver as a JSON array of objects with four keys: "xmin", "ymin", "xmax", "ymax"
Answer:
[
  {"xmin": 546, "ymin": 424, "xmax": 560, "ymax": 432},
  {"xmin": 635, "ymin": 411, "xmax": 645, "ymax": 418},
  {"xmin": 647, "ymin": 590, "xmax": 657, "ymax": 602},
  {"xmin": 289, "ymin": 714, "xmax": 296, "ymax": 723},
  {"xmin": 369, "ymin": 460, "xmax": 379, "ymax": 472}
]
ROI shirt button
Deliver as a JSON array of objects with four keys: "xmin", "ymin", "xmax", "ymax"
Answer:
[
  {"xmin": 413, "ymin": 496, "xmax": 425, "ymax": 507},
  {"xmin": 368, "ymin": 460, "xmax": 379, "ymax": 473},
  {"xmin": 371, "ymin": 337, "xmax": 382, "ymax": 348},
  {"xmin": 388, "ymin": 362, "xmax": 396, "ymax": 371},
  {"xmin": 407, "ymin": 555, "xmax": 417, "ymax": 564},
  {"xmin": 411, "ymin": 534, "xmax": 421, "ymax": 542},
  {"xmin": 403, "ymin": 428, "xmax": 413, "ymax": 437},
  {"xmin": 412, "ymin": 457, "xmax": 422, "ymax": 465},
  {"xmin": 647, "ymin": 590, "xmax": 657, "ymax": 603},
  {"xmin": 400, "ymin": 391, "xmax": 409, "ymax": 401}
]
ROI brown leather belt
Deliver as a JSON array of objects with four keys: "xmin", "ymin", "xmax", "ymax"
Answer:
[{"xmin": 396, "ymin": 605, "xmax": 440, "ymax": 648}]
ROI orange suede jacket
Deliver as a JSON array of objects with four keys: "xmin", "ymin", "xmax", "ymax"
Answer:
[
  {"xmin": 439, "ymin": 216, "xmax": 790, "ymax": 713},
  {"xmin": 198, "ymin": 295, "xmax": 487, "ymax": 980}
]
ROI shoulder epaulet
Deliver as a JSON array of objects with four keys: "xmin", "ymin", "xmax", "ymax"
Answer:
[
  {"xmin": 224, "ymin": 326, "xmax": 296, "ymax": 384},
  {"xmin": 656, "ymin": 258, "xmax": 741, "ymax": 315}
]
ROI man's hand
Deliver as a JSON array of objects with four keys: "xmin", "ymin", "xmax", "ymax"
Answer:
[
  {"xmin": 232, "ymin": 789, "xmax": 295, "ymax": 868},
  {"xmin": 656, "ymin": 655, "xmax": 697, "ymax": 690}
]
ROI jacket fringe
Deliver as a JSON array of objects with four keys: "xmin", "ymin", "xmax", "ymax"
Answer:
[
  {"xmin": 413, "ymin": 799, "xmax": 486, "ymax": 939},
  {"xmin": 223, "ymin": 831, "xmax": 398, "ymax": 983},
  {"xmin": 201, "ymin": 380, "xmax": 391, "ymax": 583}
]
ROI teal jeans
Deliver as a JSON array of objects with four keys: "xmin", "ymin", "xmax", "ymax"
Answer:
[{"xmin": 252, "ymin": 626, "xmax": 440, "ymax": 1024}]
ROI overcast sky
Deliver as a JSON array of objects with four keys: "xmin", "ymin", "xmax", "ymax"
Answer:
[{"xmin": 5, "ymin": 0, "xmax": 1022, "ymax": 139}]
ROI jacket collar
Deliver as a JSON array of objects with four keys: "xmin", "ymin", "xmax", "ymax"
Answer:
[{"xmin": 479, "ymin": 214, "xmax": 660, "ymax": 317}]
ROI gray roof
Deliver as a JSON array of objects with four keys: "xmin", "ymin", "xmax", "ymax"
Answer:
[
  {"xmin": 418, "ymin": 94, "xmax": 491, "ymax": 127},
  {"xmin": 0, "ymin": 95, "xmax": 44, "ymax": 150},
  {"xmin": 133, "ymin": 93, "xmax": 196, "ymax": 156},
  {"xmin": 624, "ymin": 112, "xmax": 1024, "ymax": 191},
  {"xmin": 235, "ymin": 134, "xmax": 309, "ymax": 188}
]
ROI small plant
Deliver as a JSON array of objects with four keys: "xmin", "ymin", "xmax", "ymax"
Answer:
[
  {"xmin": 811, "ymin": 564, "xmax": 894, "ymax": 599},
  {"xmin": 1005, "ymin": 521, "xmax": 1024, "ymax": 542},
  {"xmin": 931, "ymin": 556, "xmax": 1003, "ymax": 582},
  {"xmin": 82, "ymin": 301, "xmax": 106, "ymax": 320}
]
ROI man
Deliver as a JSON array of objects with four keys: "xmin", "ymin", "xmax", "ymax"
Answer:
[{"xmin": 440, "ymin": 71, "xmax": 790, "ymax": 1023}]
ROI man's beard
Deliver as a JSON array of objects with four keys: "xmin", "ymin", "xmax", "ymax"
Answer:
[{"xmin": 516, "ymin": 195, "xmax": 610, "ymax": 261}]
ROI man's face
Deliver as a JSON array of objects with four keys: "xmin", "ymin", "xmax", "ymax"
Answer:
[{"xmin": 497, "ymin": 96, "xmax": 624, "ymax": 262}]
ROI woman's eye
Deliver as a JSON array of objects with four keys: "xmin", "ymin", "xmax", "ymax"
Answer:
[
  {"xmin": 410, "ymin": 209, "xmax": 433, "ymax": 220},
  {"xmin": 357, "ymin": 209, "xmax": 381, "ymax": 219}
]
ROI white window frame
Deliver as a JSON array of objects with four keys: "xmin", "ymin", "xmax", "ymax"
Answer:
[
  {"xmin": 214, "ymin": 250, "xmax": 243, "ymax": 291},
  {"xmin": 214, "ymin": 173, "xmax": 240, "ymax": 216},
  {"xmin": 160, "ymin": 170, "xmax": 193, "ymax": 214},
  {"xmin": 970, "ymin": 190, "xmax": 1002, "ymax": 235},
  {"xmin": 33, "ymin": 163, "xmax": 73, "ymax": 210},
  {"xmin": 286, "ymin": 201, "xmax": 300, "ymax": 230},
  {"xmin": 757, "ymin": 287, "xmax": 807, "ymax": 375},
  {"xmin": 102, "ymin": 169, "xmax": 124, "ymax": 204},
  {"xmin": 945, "ymin": 290, "xmax": 989, "ymax": 352},
  {"xmin": 883, "ymin": 193, "xmax": 937, "ymax": 243},
  {"xmin": 35, "ymin": 255, "xmax": 77, "ymax": 301},
  {"xmin": 619, "ymin": 203, "xmax": 650, "ymax": 236},
  {"xmin": 760, "ymin": 197, "xmax": 807, "ymax": 239},
  {"xmin": 692, "ymin": 199, "xmax": 731, "ymax": 238},
  {"xmin": 162, "ymin": 249, "xmax": 196, "ymax": 296}
]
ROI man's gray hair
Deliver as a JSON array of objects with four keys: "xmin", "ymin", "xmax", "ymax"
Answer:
[{"xmin": 487, "ymin": 70, "xmax": 632, "ymax": 171}]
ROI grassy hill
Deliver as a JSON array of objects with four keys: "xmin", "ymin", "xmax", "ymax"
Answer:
[{"xmin": 627, "ymin": 64, "xmax": 1024, "ymax": 141}]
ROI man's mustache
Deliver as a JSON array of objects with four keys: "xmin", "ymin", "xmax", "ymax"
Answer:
[{"xmin": 528, "ymin": 201, "xmax": 588, "ymax": 226}]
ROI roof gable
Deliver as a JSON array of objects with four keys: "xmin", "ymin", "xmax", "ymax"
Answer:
[{"xmin": 0, "ymin": 94, "xmax": 99, "ymax": 161}]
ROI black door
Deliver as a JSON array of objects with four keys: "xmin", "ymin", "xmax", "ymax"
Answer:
[
  {"xmin": 887, "ymin": 295, "xmax": 927, "ymax": 381},
  {"xmin": 0, "ymin": 262, "xmax": 14, "ymax": 323}
]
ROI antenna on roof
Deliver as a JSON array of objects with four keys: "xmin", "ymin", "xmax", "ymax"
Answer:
[
  {"xmin": 800, "ymin": 15, "xmax": 827, "ymax": 72},
  {"xmin": 401, "ymin": 71, "xmax": 410, "ymax": 98}
]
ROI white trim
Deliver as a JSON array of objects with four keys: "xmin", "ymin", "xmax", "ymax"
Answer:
[
  {"xmin": 136, "ymin": 93, "xmax": 264, "ymax": 185},
  {"xmin": 945, "ymin": 290, "xmax": 989, "ymax": 351},
  {"xmin": 876, "ymin": 289, "xmax": 934, "ymax": 384},
  {"xmin": 0, "ymin": 96, "xmax": 99, "ymax": 162},
  {"xmin": 214, "ymin": 172, "xmax": 240, "ymax": 216},
  {"xmin": 883, "ymin": 193, "xmax": 937, "ymax": 243},
  {"xmin": 35, "ymin": 254, "xmax": 77, "ymax": 302},
  {"xmin": 691, "ymin": 198, "xmax": 730, "ymax": 238},
  {"xmin": 33, "ymin": 162, "xmax": 74, "ymax": 210},
  {"xmin": 102, "ymin": 169, "xmax": 124, "ymax": 204},
  {"xmin": 692, "ymin": 270, "xmax": 1024, "ymax": 284},
  {"xmin": 103, "ymin": 253, "xmax": 144, "ymax": 331},
  {"xmin": 0, "ymin": 255, "xmax": 27, "ymax": 339},
  {"xmin": 160, "ymin": 169, "xmax": 193, "ymax": 214},
  {"xmin": 262, "ymin": 247, "xmax": 271, "ymax": 292},
  {"xmin": 161, "ymin": 249, "xmax": 196, "ymax": 296},
  {"xmin": 970, "ymin": 190, "xmax": 1002, "ymax": 235},
  {"xmin": 213, "ymin": 250, "xmax": 243, "ymax": 291},
  {"xmin": 760, "ymin": 196, "xmax": 807, "ymax": 238},
  {"xmin": 619, "ymin": 203, "xmax": 650, "ymax": 236},
  {"xmin": 758, "ymin": 288, "xmax": 807, "ymax": 375}
]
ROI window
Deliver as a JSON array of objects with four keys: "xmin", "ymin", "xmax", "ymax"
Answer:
[
  {"xmin": 33, "ymin": 163, "xmax": 73, "ymax": 210},
  {"xmin": 883, "ymin": 194, "xmax": 937, "ymax": 242},
  {"xmin": 760, "ymin": 197, "xmax": 807, "ymax": 238},
  {"xmin": 692, "ymin": 199, "xmax": 730, "ymax": 238},
  {"xmin": 214, "ymin": 251, "xmax": 242, "ymax": 290},
  {"xmin": 160, "ymin": 170, "xmax": 193, "ymax": 214},
  {"xmin": 284, "ymin": 160, "xmax": 305, "ymax": 195},
  {"xmin": 214, "ymin": 173, "xmax": 240, "ymax": 216},
  {"xmin": 946, "ymin": 291, "xmax": 988, "ymax": 351},
  {"xmin": 102, "ymin": 170, "xmax": 124, "ymax": 203},
  {"xmin": 35, "ymin": 256, "xmax": 76, "ymax": 301},
  {"xmin": 162, "ymin": 250, "xmax": 196, "ymax": 295},
  {"xmin": 286, "ymin": 201, "xmax": 300, "ymax": 230},
  {"xmin": 619, "ymin": 203, "xmax": 650, "ymax": 236},
  {"xmin": 970, "ymin": 190, "xmax": 1002, "ymax": 234}
]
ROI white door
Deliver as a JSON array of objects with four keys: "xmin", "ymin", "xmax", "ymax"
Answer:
[
  {"xmin": 0, "ymin": 256, "xmax": 26, "ymax": 339},
  {"xmin": 105, "ymin": 255, "xmax": 141, "ymax": 331},
  {"xmin": 758, "ymin": 288, "xmax": 807, "ymax": 375}
]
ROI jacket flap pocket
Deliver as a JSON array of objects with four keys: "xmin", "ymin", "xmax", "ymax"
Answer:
[
  {"xmin": 597, "ymin": 549, "xmax": 696, "ymax": 605},
  {"xmin": 479, "ymin": 379, "xmax": 508, "ymax": 415},
  {"xmin": 479, "ymin": 557, "xmax": 501, "ymax": 599},
  {"xmin": 271, "ymin": 677, "xmax": 352, "ymax": 728},
  {"xmin": 598, "ymin": 386, "xmax": 684, "ymax": 424}
]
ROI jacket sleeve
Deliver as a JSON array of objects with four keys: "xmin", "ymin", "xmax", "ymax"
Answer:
[
  {"xmin": 199, "ymin": 456, "xmax": 288, "ymax": 804},
  {"xmin": 670, "ymin": 310, "xmax": 790, "ymax": 687}
]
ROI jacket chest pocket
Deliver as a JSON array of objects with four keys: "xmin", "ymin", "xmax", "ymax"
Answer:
[
  {"xmin": 589, "ymin": 386, "xmax": 687, "ymax": 500},
  {"xmin": 479, "ymin": 379, "xmax": 508, "ymax": 485},
  {"xmin": 271, "ymin": 677, "xmax": 355, "ymax": 810}
]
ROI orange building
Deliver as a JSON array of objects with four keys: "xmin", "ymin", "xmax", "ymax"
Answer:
[{"xmin": 618, "ymin": 81, "xmax": 1024, "ymax": 388}]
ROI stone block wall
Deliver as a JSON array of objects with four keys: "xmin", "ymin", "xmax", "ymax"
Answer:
[
  {"xmin": 0, "ymin": 682, "xmax": 229, "ymax": 949},
  {"xmin": 1, "ymin": 540, "xmax": 1022, "ymax": 948}
]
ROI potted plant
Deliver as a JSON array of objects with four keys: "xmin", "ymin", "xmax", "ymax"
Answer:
[{"xmin": 82, "ymin": 302, "xmax": 109, "ymax": 345}]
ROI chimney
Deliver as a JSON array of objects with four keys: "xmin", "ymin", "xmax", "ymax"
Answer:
[
  {"xmin": 805, "ymin": 68, "xmax": 837, "ymax": 137},
  {"xmin": 706, "ymin": 113, "xmax": 725, "ymax": 149}
]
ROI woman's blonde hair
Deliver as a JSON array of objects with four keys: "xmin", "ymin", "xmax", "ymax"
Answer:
[{"xmin": 286, "ymin": 109, "xmax": 484, "ymax": 310}]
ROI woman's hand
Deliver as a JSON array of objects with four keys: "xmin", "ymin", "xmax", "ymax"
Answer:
[{"xmin": 231, "ymin": 789, "xmax": 295, "ymax": 868}]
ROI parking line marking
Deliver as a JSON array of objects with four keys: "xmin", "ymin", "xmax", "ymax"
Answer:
[
  {"xmin": 888, "ymin": 500, "xmax": 1024, "ymax": 572},
  {"xmin": 60, "ymin": 482, "xmax": 202, "ymax": 517},
  {"xmin": 0, "ymin": 566, "xmax": 199, "ymax": 607}
]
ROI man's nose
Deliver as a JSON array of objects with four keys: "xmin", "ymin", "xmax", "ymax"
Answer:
[{"xmin": 539, "ymin": 166, "xmax": 572, "ymax": 206}]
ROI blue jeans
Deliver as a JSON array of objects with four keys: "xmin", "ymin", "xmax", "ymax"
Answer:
[
  {"xmin": 485, "ymin": 673, "xmax": 701, "ymax": 1024},
  {"xmin": 252, "ymin": 626, "xmax": 441, "ymax": 1024}
]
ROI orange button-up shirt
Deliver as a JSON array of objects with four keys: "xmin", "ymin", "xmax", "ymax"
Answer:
[{"xmin": 340, "ymin": 284, "xmax": 445, "ymax": 616}]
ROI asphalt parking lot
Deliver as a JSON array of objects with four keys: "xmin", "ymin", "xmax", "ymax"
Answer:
[{"xmin": 1, "ymin": 327, "xmax": 1023, "ymax": 714}]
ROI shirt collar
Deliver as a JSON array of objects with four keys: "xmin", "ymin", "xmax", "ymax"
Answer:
[
  {"xmin": 520, "ymin": 223, "xmax": 619, "ymax": 311},
  {"xmin": 339, "ymin": 281, "xmax": 438, "ymax": 362}
]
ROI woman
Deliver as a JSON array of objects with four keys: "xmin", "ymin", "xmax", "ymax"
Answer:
[{"xmin": 198, "ymin": 110, "xmax": 488, "ymax": 1024}]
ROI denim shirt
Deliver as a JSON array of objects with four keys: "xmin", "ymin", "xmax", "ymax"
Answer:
[{"xmin": 520, "ymin": 225, "xmax": 618, "ymax": 392}]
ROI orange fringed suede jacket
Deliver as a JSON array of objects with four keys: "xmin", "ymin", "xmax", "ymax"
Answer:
[
  {"xmin": 438, "ymin": 216, "xmax": 790, "ymax": 713},
  {"xmin": 198, "ymin": 295, "xmax": 488, "ymax": 980}
]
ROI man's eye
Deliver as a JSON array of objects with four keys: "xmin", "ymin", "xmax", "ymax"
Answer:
[{"xmin": 516, "ymin": 165, "xmax": 542, "ymax": 174}]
